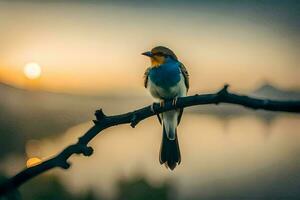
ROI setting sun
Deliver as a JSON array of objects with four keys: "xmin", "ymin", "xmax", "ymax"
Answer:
[{"xmin": 24, "ymin": 63, "xmax": 41, "ymax": 80}]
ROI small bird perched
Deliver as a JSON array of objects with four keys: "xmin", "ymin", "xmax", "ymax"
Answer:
[{"xmin": 142, "ymin": 46, "xmax": 189, "ymax": 170}]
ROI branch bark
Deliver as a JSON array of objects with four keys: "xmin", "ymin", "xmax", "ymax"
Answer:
[{"xmin": 1, "ymin": 85, "xmax": 300, "ymax": 196}]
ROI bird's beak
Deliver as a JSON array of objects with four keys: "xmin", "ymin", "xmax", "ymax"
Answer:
[{"xmin": 141, "ymin": 51, "xmax": 153, "ymax": 57}]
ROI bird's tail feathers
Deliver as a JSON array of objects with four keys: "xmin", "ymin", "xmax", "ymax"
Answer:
[{"xmin": 159, "ymin": 126, "xmax": 181, "ymax": 170}]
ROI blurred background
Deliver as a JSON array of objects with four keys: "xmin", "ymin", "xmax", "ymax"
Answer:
[{"xmin": 0, "ymin": 0, "xmax": 299, "ymax": 199}]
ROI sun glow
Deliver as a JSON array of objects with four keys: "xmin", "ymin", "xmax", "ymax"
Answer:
[
  {"xmin": 26, "ymin": 157, "xmax": 42, "ymax": 168},
  {"xmin": 24, "ymin": 62, "xmax": 41, "ymax": 80}
]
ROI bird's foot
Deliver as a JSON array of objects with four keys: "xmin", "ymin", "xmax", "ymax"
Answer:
[
  {"xmin": 159, "ymin": 100, "xmax": 165, "ymax": 108},
  {"xmin": 150, "ymin": 103, "xmax": 156, "ymax": 113},
  {"xmin": 172, "ymin": 97, "xmax": 178, "ymax": 107},
  {"xmin": 150, "ymin": 100, "xmax": 165, "ymax": 114}
]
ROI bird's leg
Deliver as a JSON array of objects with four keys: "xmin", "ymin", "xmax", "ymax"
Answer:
[
  {"xmin": 150, "ymin": 103, "xmax": 156, "ymax": 113},
  {"xmin": 159, "ymin": 99, "xmax": 165, "ymax": 108},
  {"xmin": 172, "ymin": 97, "xmax": 178, "ymax": 107}
]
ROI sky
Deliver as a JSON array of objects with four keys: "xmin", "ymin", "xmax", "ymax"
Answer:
[{"xmin": 0, "ymin": 0, "xmax": 299, "ymax": 95}]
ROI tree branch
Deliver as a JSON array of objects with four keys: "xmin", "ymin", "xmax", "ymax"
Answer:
[{"xmin": 1, "ymin": 85, "xmax": 300, "ymax": 196}]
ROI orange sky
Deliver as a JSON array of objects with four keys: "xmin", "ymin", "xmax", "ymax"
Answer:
[{"xmin": 0, "ymin": 1, "xmax": 299, "ymax": 95}]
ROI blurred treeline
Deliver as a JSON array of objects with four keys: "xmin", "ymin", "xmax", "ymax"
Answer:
[{"xmin": 0, "ymin": 174, "xmax": 172, "ymax": 200}]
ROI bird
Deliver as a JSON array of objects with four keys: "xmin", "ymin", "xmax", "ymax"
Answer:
[{"xmin": 142, "ymin": 46, "xmax": 189, "ymax": 170}]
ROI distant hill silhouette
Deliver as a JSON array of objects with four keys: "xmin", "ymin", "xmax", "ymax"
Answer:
[
  {"xmin": 188, "ymin": 83, "xmax": 300, "ymax": 118},
  {"xmin": 252, "ymin": 83, "xmax": 300, "ymax": 100}
]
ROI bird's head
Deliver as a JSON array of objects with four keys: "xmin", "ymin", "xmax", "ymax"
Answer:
[{"xmin": 142, "ymin": 46, "xmax": 178, "ymax": 67}]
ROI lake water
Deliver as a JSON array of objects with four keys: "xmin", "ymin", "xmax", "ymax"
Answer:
[{"xmin": 21, "ymin": 113, "xmax": 300, "ymax": 198}]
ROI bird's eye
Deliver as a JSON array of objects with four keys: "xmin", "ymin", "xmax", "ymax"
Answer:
[{"xmin": 153, "ymin": 52, "xmax": 165, "ymax": 57}]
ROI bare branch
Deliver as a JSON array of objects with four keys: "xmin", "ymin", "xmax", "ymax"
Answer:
[{"xmin": 1, "ymin": 85, "xmax": 299, "ymax": 196}]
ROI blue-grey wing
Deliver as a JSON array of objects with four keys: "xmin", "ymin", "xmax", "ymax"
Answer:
[
  {"xmin": 178, "ymin": 63, "xmax": 189, "ymax": 124},
  {"xmin": 179, "ymin": 62, "xmax": 189, "ymax": 91},
  {"xmin": 143, "ymin": 67, "xmax": 151, "ymax": 88}
]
